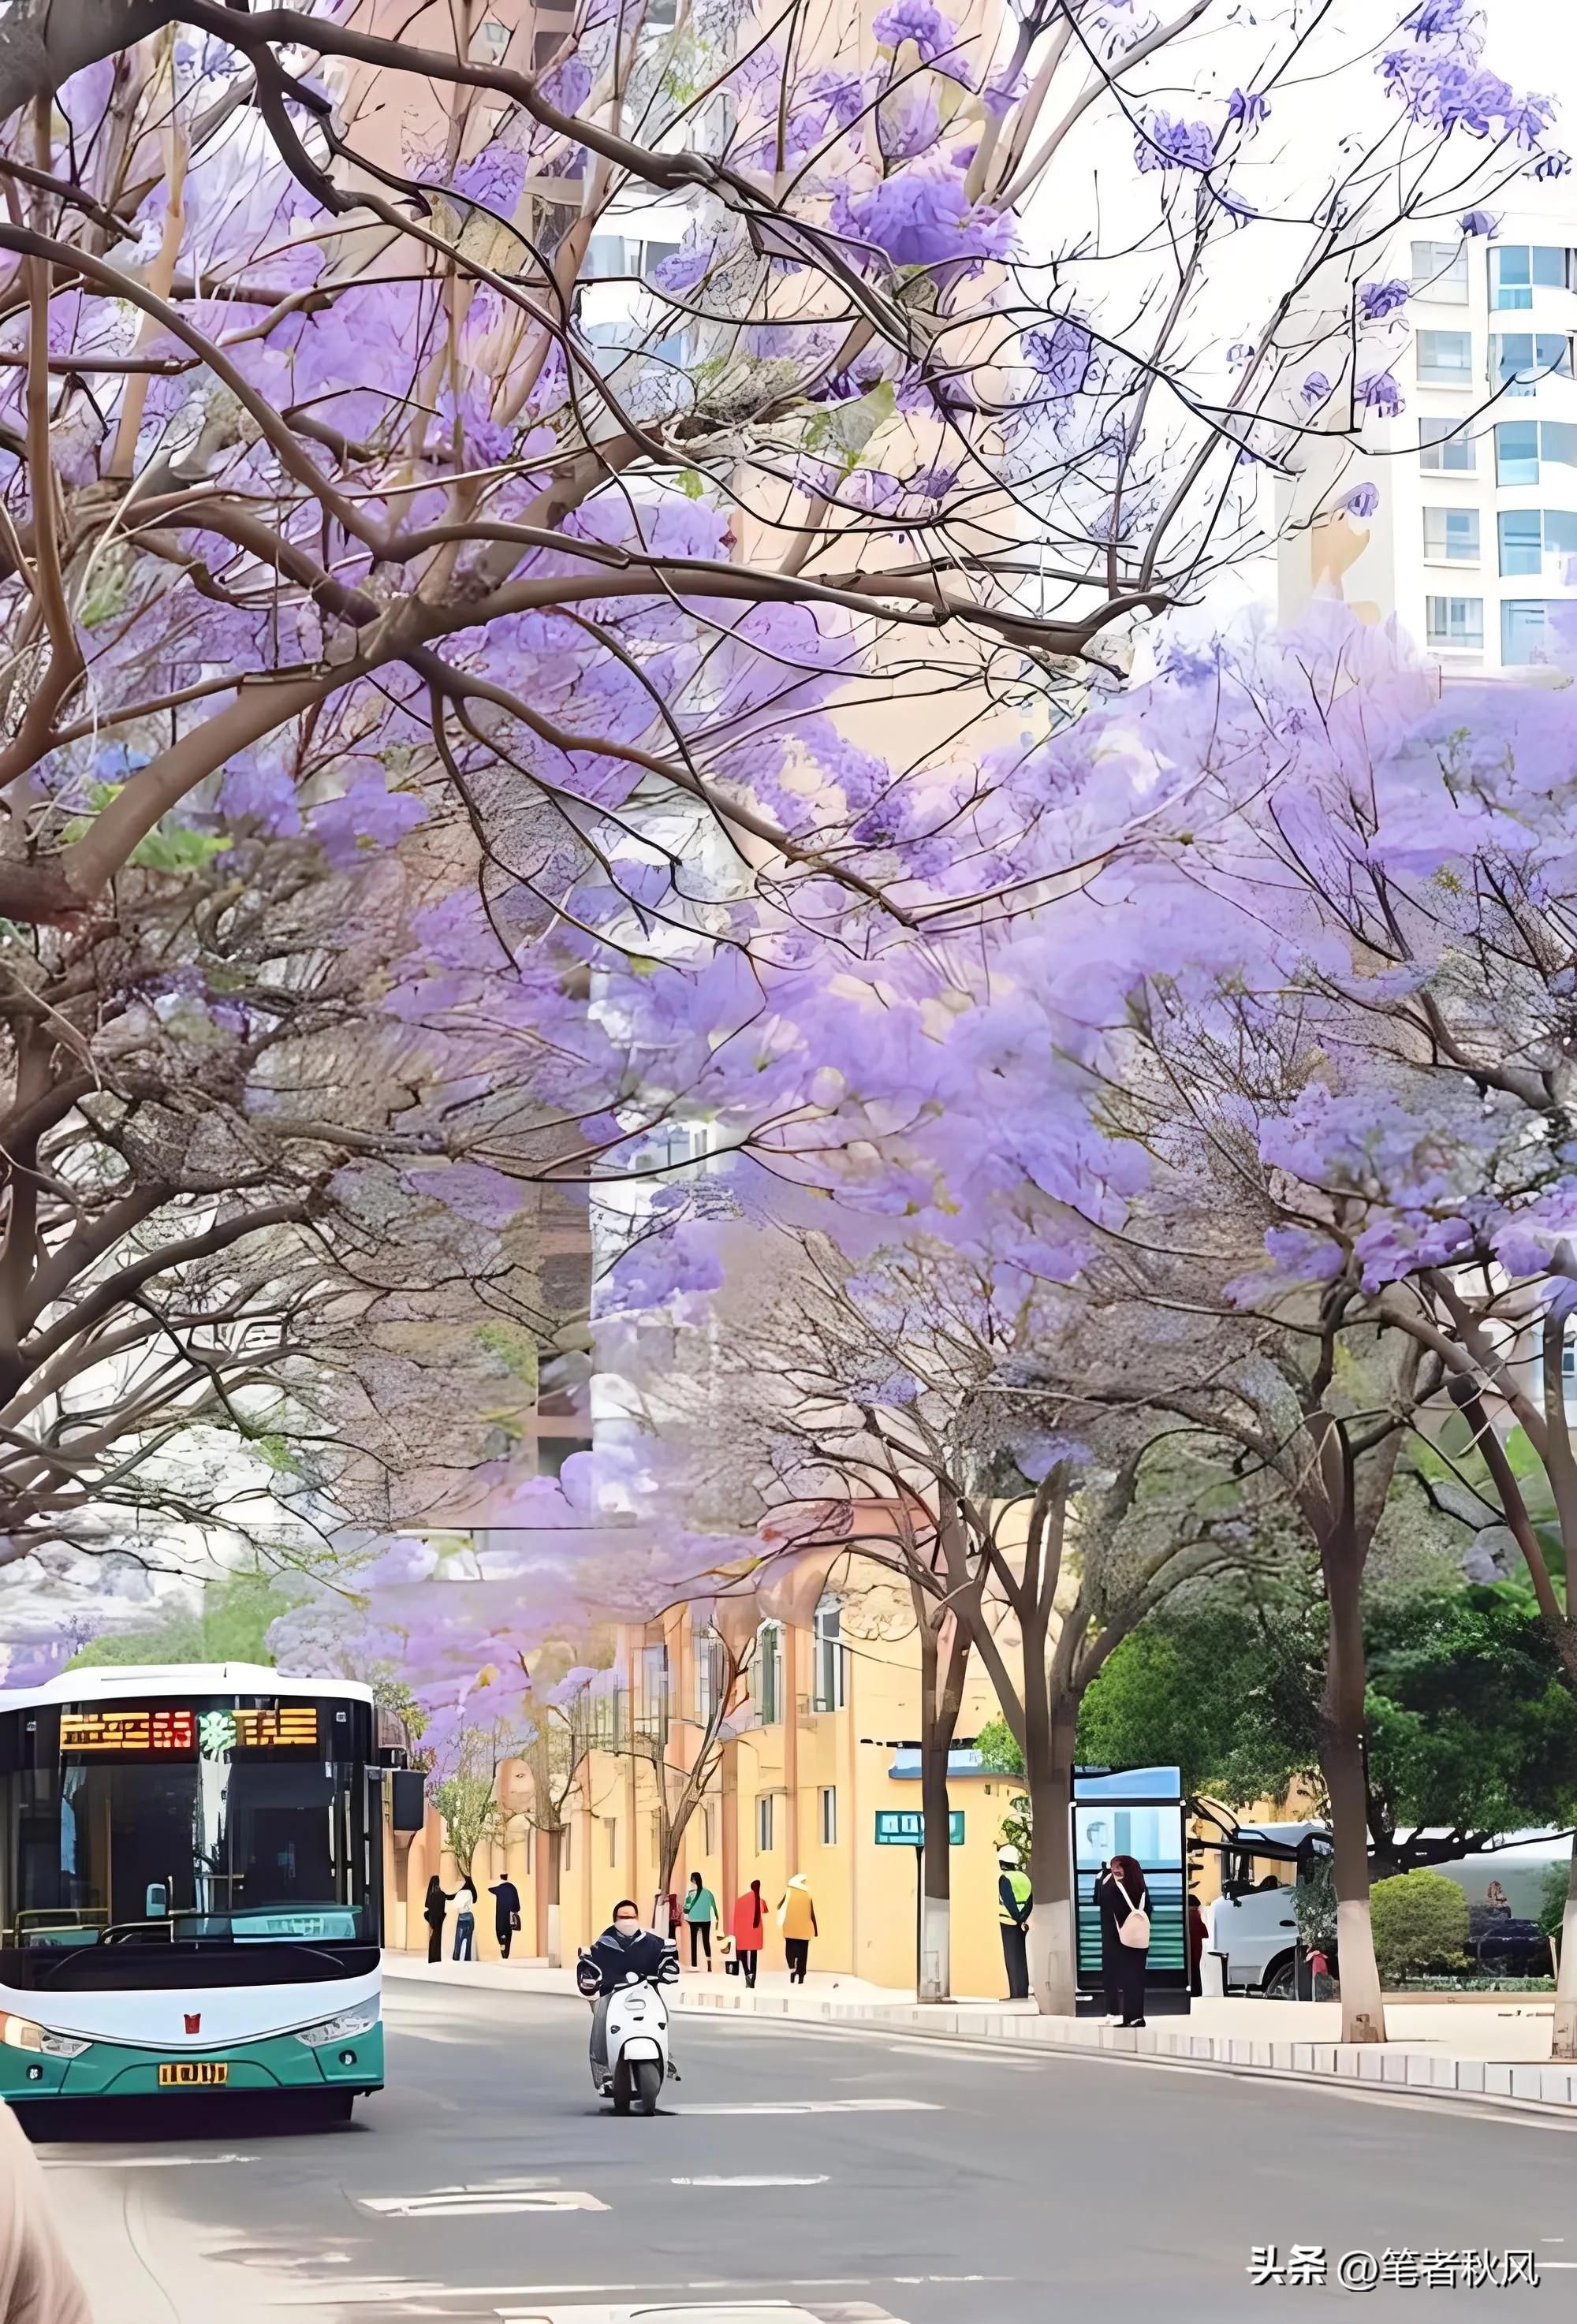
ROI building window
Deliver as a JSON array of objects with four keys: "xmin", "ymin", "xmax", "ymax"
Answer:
[
  {"xmin": 1411, "ymin": 239, "xmax": 1469, "ymax": 303},
  {"xmin": 1494, "ymin": 418, "xmax": 1577, "ymax": 486},
  {"xmin": 1491, "ymin": 333, "xmax": 1574, "ymax": 397},
  {"xmin": 812, "ymin": 1597, "xmax": 847, "ymax": 1713},
  {"xmin": 703, "ymin": 1802, "xmax": 716, "ymax": 1857},
  {"xmin": 819, "ymin": 1786, "xmax": 838, "ymax": 1846},
  {"xmin": 606, "ymin": 1816, "xmax": 618, "ymax": 1868},
  {"xmin": 524, "ymin": 1826, "xmax": 534, "ymax": 1875},
  {"xmin": 639, "ymin": 1643, "xmax": 670, "ymax": 1735},
  {"xmin": 1502, "ymin": 600, "xmax": 1559, "ymax": 665},
  {"xmin": 1422, "ymin": 506, "xmax": 1479, "ymax": 563},
  {"xmin": 562, "ymin": 1819, "xmax": 572, "ymax": 1873},
  {"xmin": 1417, "ymin": 330, "xmax": 1472, "ymax": 386},
  {"xmin": 755, "ymin": 1620, "xmax": 782, "ymax": 1724},
  {"xmin": 1490, "ymin": 244, "xmax": 1577, "ymax": 310},
  {"xmin": 1420, "ymin": 417, "xmax": 1476, "ymax": 473},
  {"xmin": 1498, "ymin": 508, "xmax": 1577, "ymax": 576},
  {"xmin": 1425, "ymin": 594, "xmax": 1484, "ymax": 650},
  {"xmin": 695, "ymin": 1629, "xmax": 724, "ymax": 1727},
  {"xmin": 755, "ymin": 1793, "xmax": 774, "ymax": 1853}
]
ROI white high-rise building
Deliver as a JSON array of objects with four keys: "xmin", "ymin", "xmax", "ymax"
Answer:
[{"xmin": 1280, "ymin": 183, "xmax": 1577, "ymax": 678}]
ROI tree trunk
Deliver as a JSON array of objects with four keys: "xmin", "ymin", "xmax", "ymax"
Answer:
[
  {"xmin": 543, "ymin": 1824, "xmax": 563, "ymax": 1968},
  {"xmin": 1553, "ymin": 1834, "xmax": 1577, "ymax": 2060},
  {"xmin": 1319, "ymin": 1550, "xmax": 1385, "ymax": 2043},
  {"xmin": 917, "ymin": 1613, "xmax": 964, "ymax": 2002},
  {"xmin": 1024, "ymin": 1701, "xmax": 1078, "ymax": 2016}
]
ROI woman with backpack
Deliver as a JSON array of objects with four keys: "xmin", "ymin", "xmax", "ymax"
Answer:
[{"xmin": 1095, "ymin": 1852, "xmax": 1150, "ymax": 2028}]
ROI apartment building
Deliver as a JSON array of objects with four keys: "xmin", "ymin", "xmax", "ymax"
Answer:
[
  {"xmin": 1280, "ymin": 184, "xmax": 1577, "ymax": 676},
  {"xmin": 386, "ymin": 1572, "xmax": 1023, "ymax": 1996}
]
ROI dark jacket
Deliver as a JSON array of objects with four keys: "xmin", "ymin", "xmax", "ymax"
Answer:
[
  {"xmin": 423, "ymin": 1883, "xmax": 449, "ymax": 1931},
  {"xmin": 490, "ymin": 1879, "xmax": 521, "ymax": 1933},
  {"xmin": 576, "ymin": 1922, "xmax": 678, "ymax": 1996},
  {"xmin": 1096, "ymin": 1867, "xmax": 1150, "ymax": 1972}
]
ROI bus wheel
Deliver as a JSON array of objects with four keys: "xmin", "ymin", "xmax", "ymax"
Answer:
[{"xmin": 308, "ymin": 2090, "xmax": 356, "ymax": 2125}]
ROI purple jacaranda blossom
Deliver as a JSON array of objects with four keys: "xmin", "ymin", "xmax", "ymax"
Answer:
[
  {"xmin": 1359, "ymin": 278, "xmax": 1409, "ymax": 321},
  {"xmin": 1302, "ymin": 371, "xmax": 1332, "ymax": 404},
  {"xmin": 1406, "ymin": 0, "xmax": 1470, "ymax": 35},
  {"xmin": 221, "ymin": 756, "xmax": 301, "ymax": 836},
  {"xmin": 872, "ymin": 0, "xmax": 960, "ymax": 63},
  {"xmin": 1458, "ymin": 209, "xmax": 1497, "ymax": 236},
  {"xmin": 1383, "ymin": 49, "xmax": 1554, "ymax": 147},
  {"xmin": 1343, "ymin": 482, "xmax": 1381, "ymax": 517},
  {"xmin": 833, "ymin": 163, "xmax": 1016, "ymax": 270},
  {"xmin": 538, "ymin": 53, "xmax": 592, "ymax": 114},
  {"xmin": 1135, "ymin": 110, "xmax": 1216, "ymax": 172},
  {"xmin": 310, "ymin": 773, "xmax": 427, "ymax": 869},
  {"xmin": 1225, "ymin": 88, "xmax": 1270, "ymax": 132},
  {"xmin": 1022, "ymin": 317, "xmax": 1094, "ymax": 397},
  {"xmin": 651, "ymin": 232, "xmax": 717, "ymax": 292},
  {"xmin": 1534, "ymin": 152, "xmax": 1573, "ymax": 181},
  {"xmin": 1357, "ymin": 371, "xmax": 1403, "ymax": 416},
  {"xmin": 796, "ymin": 65, "xmax": 866, "ymax": 132}
]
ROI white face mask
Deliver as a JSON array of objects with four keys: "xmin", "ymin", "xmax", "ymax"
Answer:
[{"xmin": 614, "ymin": 1916, "xmax": 639, "ymax": 1936}]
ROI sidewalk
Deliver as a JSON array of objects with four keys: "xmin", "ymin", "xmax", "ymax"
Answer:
[{"xmin": 384, "ymin": 1952, "xmax": 1576, "ymax": 2115}]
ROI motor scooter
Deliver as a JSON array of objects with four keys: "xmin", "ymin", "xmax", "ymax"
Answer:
[{"xmin": 577, "ymin": 1952, "xmax": 679, "ymax": 2114}]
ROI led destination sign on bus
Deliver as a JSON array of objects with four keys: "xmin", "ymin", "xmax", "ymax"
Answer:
[{"xmin": 59, "ymin": 1704, "xmax": 320, "ymax": 1756}]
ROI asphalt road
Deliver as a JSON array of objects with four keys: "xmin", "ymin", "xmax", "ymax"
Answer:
[{"xmin": 31, "ymin": 1978, "xmax": 1577, "ymax": 2324}]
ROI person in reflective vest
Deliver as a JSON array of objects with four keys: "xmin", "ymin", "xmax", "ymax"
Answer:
[{"xmin": 997, "ymin": 1845, "xmax": 1032, "ymax": 2000}]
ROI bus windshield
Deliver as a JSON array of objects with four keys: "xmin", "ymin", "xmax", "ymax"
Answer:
[{"xmin": 0, "ymin": 1696, "xmax": 372, "ymax": 1947}]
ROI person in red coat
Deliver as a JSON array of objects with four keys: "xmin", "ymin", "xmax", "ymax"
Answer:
[{"xmin": 732, "ymin": 1879, "xmax": 766, "ymax": 1988}]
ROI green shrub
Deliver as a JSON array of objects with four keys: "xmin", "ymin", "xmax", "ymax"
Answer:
[{"xmin": 1369, "ymin": 1870, "xmax": 1470, "ymax": 1981}]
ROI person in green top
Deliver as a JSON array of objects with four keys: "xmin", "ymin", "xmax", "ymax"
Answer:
[{"xmin": 682, "ymin": 1870, "xmax": 720, "ymax": 1970}]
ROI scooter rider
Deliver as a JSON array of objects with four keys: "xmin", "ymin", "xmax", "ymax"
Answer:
[{"xmin": 576, "ymin": 1901, "xmax": 678, "ymax": 2080}]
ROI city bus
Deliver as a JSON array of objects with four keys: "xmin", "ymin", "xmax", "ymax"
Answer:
[{"xmin": 0, "ymin": 1663, "xmax": 388, "ymax": 2118}]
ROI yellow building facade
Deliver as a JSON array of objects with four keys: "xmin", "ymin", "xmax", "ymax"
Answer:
[{"xmin": 387, "ymin": 1571, "xmax": 1027, "ymax": 1997}]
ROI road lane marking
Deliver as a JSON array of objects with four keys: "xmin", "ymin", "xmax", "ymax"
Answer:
[
  {"xmin": 271, "ymin": 2275, "xmax": 1014, "ymax": 2307},
  {"xmin": 495, "ymin": 2307, "xmax": 910, "ymax": 2323},
  {"xmin": 361, "ymin": 2191, "xmax": 609, "ymax": 2218},
  {"xmin": 39, "ymin": 2151, "xmax": 259, "ymax": 2169},
  {"xmin": 670, "ymin": 2174, "xmax": 830, "ymax": 2186},
  {"xmin": 675, "ymin": 2098, "xmax": 941, "ymax": 2114}
]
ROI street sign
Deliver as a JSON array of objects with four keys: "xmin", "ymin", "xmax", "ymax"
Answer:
[{"xmin": 874, "ymin": 1809, "xmax": 964, "ymax": 1846}]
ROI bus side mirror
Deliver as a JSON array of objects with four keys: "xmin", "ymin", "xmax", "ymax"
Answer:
[{"xmin": 145, "ymin": 1883, "xmax": 168, "ymax": 1919}]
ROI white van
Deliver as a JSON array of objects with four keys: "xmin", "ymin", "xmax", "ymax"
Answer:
[{"xmin": 1208, "ymin": 1822, "xmax": 1570, "ymax": 1994}]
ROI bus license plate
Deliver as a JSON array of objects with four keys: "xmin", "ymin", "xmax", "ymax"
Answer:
[{"xmin": 158, "ymin": 2061, "xmax": 228, "ymax": 2088}]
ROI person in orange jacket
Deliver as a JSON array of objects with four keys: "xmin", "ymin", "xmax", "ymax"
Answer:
[
  {"xmin": 777, "ymin": 1872, "xmax": 818, "ymax": 1983},
  {"xmin": 731, "ymin": 1878, "xmax": 766, "ymax": 1988}
]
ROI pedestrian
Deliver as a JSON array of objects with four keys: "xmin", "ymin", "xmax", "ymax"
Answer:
[
  {"xmin": 1187, "ymin": 1893, "xmax": 1210, "ymax": 1997},
  {"xmin": 0, "ymin": 2102, "xmax": 91, "ymax": 2322},
  {"xmin": 682, "ymin": 1870, "xmax": 719, "ymax": 1970},
  {"xmin": 777, "ymin": 1872, "xmax": 818, "ymax": 1983},
  {"xmin": 578, "ymin": 1900, "xmax": 680, "ymax": 2082},
  {"xmin": 732, "ymin": 1878, "xmax": 766, "ymax": 1987},
  {"xmin": 1096, "ymin": 1852, "xmax": 1151, "ymax": 2028},
  {"xmin": 423, "ymin": 1873, "xmax": 449, "ymax": 1965},
  {"xmin": 664, "ymin": 1889, "xmax": 682, "ymax": 1943},
  {"xmin": 449, "ymin": 1874, "xmax": 478, "ymax": 1961},
  {"xmin": 490, "ymin": 1873, "xmax": 523, "ymax": 1961},
  {"xmin": 997, "ymin": 1844, "xmax": 1031, "ymax": 2000}
]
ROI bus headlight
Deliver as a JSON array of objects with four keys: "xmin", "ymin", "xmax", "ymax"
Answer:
[
  {"xmin": 294, "ymin": 2009, "xmax": 378, "ymax": 2048},
  {"xmin": 0, "ymin": 2015, "xmax": 88, "ymax": 2058}
]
